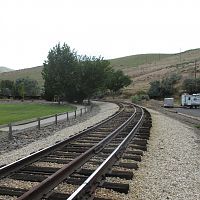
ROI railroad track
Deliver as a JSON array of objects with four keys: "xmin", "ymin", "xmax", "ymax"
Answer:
[{"xmin": 0, "ymin": 102, "xmax": 152, "ymax": 200}]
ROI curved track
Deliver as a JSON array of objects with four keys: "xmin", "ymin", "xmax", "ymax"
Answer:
[{"xmin": 0, "ymin": 102, "xmax": 152, "ymax": 200}]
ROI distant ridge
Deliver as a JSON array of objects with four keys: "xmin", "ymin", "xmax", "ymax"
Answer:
[{"xmin": 0, "ymin": 66, "xmax": 13, "ymax": 73}]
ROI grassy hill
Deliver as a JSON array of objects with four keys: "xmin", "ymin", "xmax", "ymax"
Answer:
[
  {"xmin": 109, "ymin": 53, "xmax": 173, "ymax": 69},
  {"xmin": 0, "ymin": 66, "xmax": 43, "ymax": 86},
  {"xmin": 0, "ymin": 66, "xmax": 13, "ymax": 73},
  {"xmin": 1, "ymin": 48, "xmax": 200, "ymax": 96}
]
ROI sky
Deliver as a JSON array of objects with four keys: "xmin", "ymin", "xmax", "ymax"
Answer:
[{"xmin": 0, "ymin": 0, "xmax": 200, "ymax": 70}]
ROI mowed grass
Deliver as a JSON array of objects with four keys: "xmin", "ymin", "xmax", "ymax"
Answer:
[{"xmin": 0, "ymin": 103, "xmax": 75, "ymax": 125}]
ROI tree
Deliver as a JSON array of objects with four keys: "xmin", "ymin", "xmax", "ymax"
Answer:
[
  {"xmin": 42, "ymin": 43, "xmax": 112, "ymax": 103},
  {"xmin": 15, "ymin": 77, "xmax": 40, "ymax": 99},
  {"xmin": 106, "ymin": 70, "xmax": 132, "ymax": 95},
  {"xmin": 148, "ymin": 80, "xmax": 161, "ymax": 98},
  {"xmin": 76, "ymin": 55, "xmax": 111, "ymax": 102},
  {"xmin": 42, "ymin": 43, "xmax": 78, "ymax": 102},
  {"xmin": 148, "ymin": 73, "xmax": 181, "ymax": 99},
  {"xmin": 182, "ymin": 78, "xmax": 200, "ymax": 94},
  {"xmin": 0, "ymin": 80, "xmax": 14, "ymax": 97}
]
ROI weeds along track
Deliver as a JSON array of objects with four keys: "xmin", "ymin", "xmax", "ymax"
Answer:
[{"xmin": 0, "ymin": 102, "xmax": 152, "ymax": 200}]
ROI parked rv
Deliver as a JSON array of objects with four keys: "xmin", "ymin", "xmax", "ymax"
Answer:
[
  {"xmin": 164, "ymin": 98, "xmax": 174, "ymax": 108},
  {"xmin": 181, "ymin": 93, "xmax": 200, "ymax": 108}
]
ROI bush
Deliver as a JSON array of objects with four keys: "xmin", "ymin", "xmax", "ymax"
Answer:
[
  {"xmin": 148, "ymin": 73, "xmax": 181, "ymax": 99},
  {"xmin": 131, "ymin": 94, "xmax": 149, "ymax": 103},
  {"xmin": 131, "ymin": 95, "xmax": 141, "ymax": 103},
  {"xmin": 182, "ymin": 78, "xmax": 200, "ymax": 94}
]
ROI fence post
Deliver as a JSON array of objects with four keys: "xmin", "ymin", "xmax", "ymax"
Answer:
[
  {"xmin": 74, "ymin": 110, "xmax": 76, "ymax": 119},
  {"xmin": 8, "ymin": 123, "xmax": 13, "ymax": 140},
  {"xmin": 55, "ymin": 114, "xmax": 58, "ymax": 125},
  {"xmin": 80, "ymin": 108, "xmax": 83, "ymax": 116},
  {"xmin": 66, "ymin": 112, "xmax": 69, "ymax": 121},
  {"xmin": 38, "ymin": 117, "xmax": 40, "ymax": 130}
]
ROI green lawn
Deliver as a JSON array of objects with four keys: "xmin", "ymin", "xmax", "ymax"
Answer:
[{"xmin": 0, "ymin": 103, "xmax": 75, "ymax": 125}]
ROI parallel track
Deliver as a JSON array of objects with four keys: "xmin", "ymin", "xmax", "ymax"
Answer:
[{"xmin": 0, "ymin": 102, "xmax": 152, "ymax": 200}]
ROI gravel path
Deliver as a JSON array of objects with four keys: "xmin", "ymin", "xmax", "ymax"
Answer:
[
  {"xmin": 127, "ymin": 108, "xmax": 200, "ymax": 200},
  {"xmin": 0, "ymin": 101, "xmax": 119, "ymax": 166}
]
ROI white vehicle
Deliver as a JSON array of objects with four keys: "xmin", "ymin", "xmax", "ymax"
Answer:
[
  {"xmin": 164, "ymin": 98, "xmax": 174, "ymax": 108},
  {"xmin": 181, "ymin": 93, "xmax": 200, "ymax": 108}
]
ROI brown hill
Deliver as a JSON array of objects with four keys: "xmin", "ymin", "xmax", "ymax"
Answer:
[
  {"xmin": 0, "ymin": 66, "xmax": 43, "ymax": 86},
  {"xmin": 0, "ymin": 48, "xmax": 200, "ymax": 96},
  {"xmin": 109, "ymin": 49, "xmax": 200, "ymax": 96}
]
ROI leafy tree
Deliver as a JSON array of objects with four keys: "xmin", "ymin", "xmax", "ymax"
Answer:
[
  {"xmin": 106, "ymin": 70, "xmax": 132, "ymax": 95},
  {"xmin": 0, "ymin": 80, "xmax": 15, "ymax": 97},
  {"xmin": 182, "ymin": 78, "xmax": 200, "ymax": 94},
  {"xmin": 148, "ymin": 73, "xmax": 181, "ymax": 99},
  {"xmin": 42, "ymin": 43, "xmax": 78, "ymax": 102},
  {"xmin": 15, "ymin": 77, "xmax": 40, "ymax": 99},
  {"xmin": 148, "ymin": 80, "xmax": 161, "ymax": 98},
  {"xmin": 42, "ymin": 43, "xmax": 112, "ymax": 103},
  {"xmin": 76, "ymin": 55, "xmax": 111, "ymax": 102},
  {"xmin": 17, "ymin": 82, "xmax": 25, "ymax": 101}
]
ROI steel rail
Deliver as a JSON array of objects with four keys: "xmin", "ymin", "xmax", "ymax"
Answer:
[
  {"xmin": 67, "ymin": 105, "xmax": 144, "ymax": 200},
  {"xmin": 16, "ymin": 104, "xmax": 137, "ymax": 200},
  {"xmin": 0, "ymin": 103, "xmax": 123, "ymax": 178}
]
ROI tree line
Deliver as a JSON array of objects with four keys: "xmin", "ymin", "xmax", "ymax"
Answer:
[
  {"xmin": 42, "ymin": 43, "xmax": 131, "ymax": 103},
  {"xmin": 0, "ymin": 77, "xmax": 40, "ymax": 99}
]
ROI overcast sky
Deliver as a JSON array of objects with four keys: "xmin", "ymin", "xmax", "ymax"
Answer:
[{"xmin": 0, "ymin": 0, "xmax": 200, "ymax": 70}]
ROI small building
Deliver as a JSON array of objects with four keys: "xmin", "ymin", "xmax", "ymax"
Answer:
[
  {"xmin": 163, "ymin": 98, "xmax": 174, "ymax": 108},
  {"xmin": 181, "ymin": 93, "xmax": 200, "ymax": 108}
]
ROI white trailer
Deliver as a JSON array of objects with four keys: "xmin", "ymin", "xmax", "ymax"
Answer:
[
  {"xmin": 181, "ymin": 93, "xmax": 200, "ymax": 108},
  {"xmin": 164, "ymin": 98, "xmax": 174, "ymax": 108}
]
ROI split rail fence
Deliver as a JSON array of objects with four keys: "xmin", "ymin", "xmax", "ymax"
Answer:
[{"xmin": 0, "ymin": 106, "xmax": 92, "ymax": 140}]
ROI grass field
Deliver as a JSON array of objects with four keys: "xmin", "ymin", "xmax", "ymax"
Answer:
[{"xmin": 0, "ymin": 103, "xmax": 75, "ymax": 125}]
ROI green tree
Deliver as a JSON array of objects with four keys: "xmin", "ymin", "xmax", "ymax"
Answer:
[
  {"xmin": 0, "ymin": 80, "xmax": 14, "ymax": 97},
  {"xmin": 182, "ymin": 78, "xmax": 200, "ymax": 94},
  {"xmin": 42, "ymin": 43, "xmax": 111, "ymax": 103},
  {"xmin": 106, "ymin": 70, "xmax": 132, "ymax": 95},
  {"xmin": 42, "ymin": 43, "xmax": 78, "ymax": 102},
  {"xmin": 76, "ymin": 55, "xmax": 111, "ymax": 102},
  {"xmin": 148, "ymin": 80, "xmax": 161, "ymax": 98},
  {"xmin": 148, "ymin": 73, "xmax": 181, "ymax": 98},
  {"xmin": 15, "ymin": 77, "xmax": 40, "ymax": 99}
]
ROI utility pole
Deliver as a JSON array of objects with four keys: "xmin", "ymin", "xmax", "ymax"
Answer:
[{"xmin": 194, "ymin": 60, "xmax": 197, "ymax": 93}]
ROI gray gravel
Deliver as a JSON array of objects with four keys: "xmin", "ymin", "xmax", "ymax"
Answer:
[
  {"xmin": 126, "ymin": 108, "xmax": 200, "ymax": 200},
  {"xmin": 1, "ymin": 101, "xmax": 199, "ymax": 200}
]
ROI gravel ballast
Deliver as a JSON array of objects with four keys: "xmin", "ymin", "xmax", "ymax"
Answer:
[
  {"xmin": 0, "ymin": 102, "xmax": 199, "ymax": 200},
  {"xmin": 127, "ymin": 108, "xmax": 200, "ymax": 200}
]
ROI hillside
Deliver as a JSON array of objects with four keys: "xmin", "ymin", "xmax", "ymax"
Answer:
[
  {"xmin": 0, "ymin": 66, "xmax": 43, "ymax": 86},
  {"xmin": 0, "ymin": 48, "xmax": 200, "ymax": 95},
  {"xmin": 0, "ymin": 66, "xmax": 13, "ymax": 73},
  {"xmin": 110, "ymin": 48, "xmax": 200, "ymax": 96}
]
